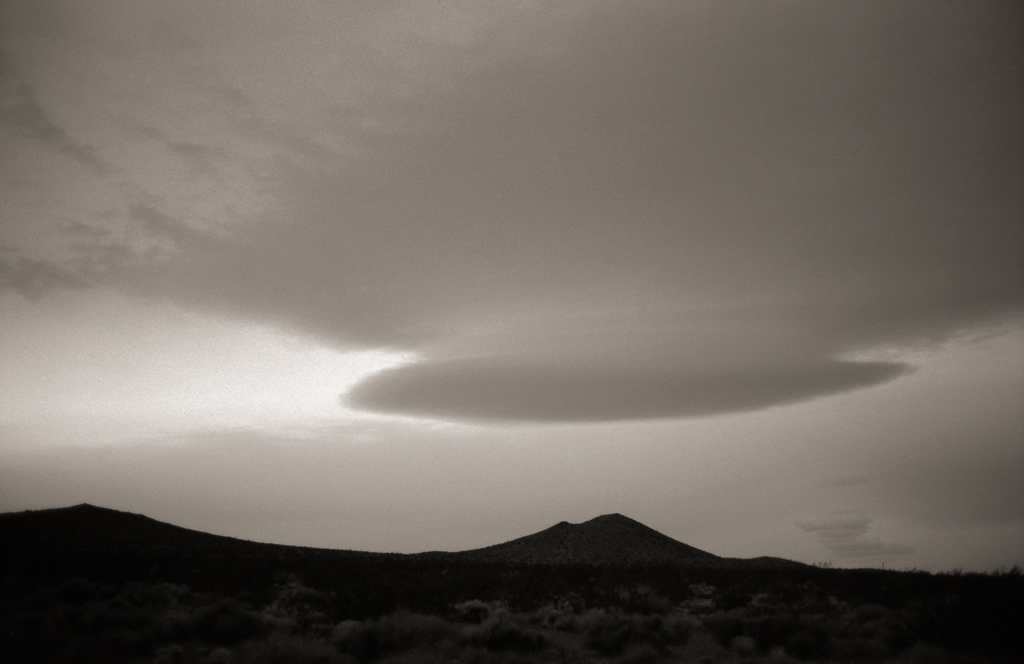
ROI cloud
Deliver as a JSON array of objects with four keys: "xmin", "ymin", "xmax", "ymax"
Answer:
[
  {"xmin": 874, "ymin": 423, "xmax": 1024, "ymax": 529},
  {"xmin": 0, "ymin": 251, "xmax": 90, "ymax": 299},
  {"xmin": 128, "ymin": 204, "xmax": 215, "ymax": 251},
  {"xmin": 3, "ymin": 2, "xmax": 1021, "ymax": 421},
  {"xmin": 144, "ymin": 2, "xmax": 1023, "ymax": 419},
  {"xmin": 347, "ymin": 356, "xmax": 909, "ymax": 423},
  {"xmin": 0, "ymin": 202, "xmax": 223, "ymax": 300},
  {"xmin": 165, "ymin": 140, "xmax": 222, "ymax": 176},
  {"xmin": 60, "ymin": 222, "xmax": 112, "ymax": 239},
  {"xmin": 820, "ymin": 475, "xmax": 871, "ymax": 488},
  {"xmin": 799, "ymin": 514, "xmax": 915, "ymax": 559},
  {"xmin": 0, "ymin": 52, "xmax": 108, "ymax": 174}
]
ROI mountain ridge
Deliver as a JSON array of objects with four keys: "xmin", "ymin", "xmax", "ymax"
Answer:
[{"xmin": 0, "ymin": 503, "xmax": 803, "ymax": 569}]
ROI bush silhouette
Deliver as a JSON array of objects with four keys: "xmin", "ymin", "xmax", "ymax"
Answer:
[
  {"xmin": 237, "ymin": 633, "xmax": 345, "ymax": 664},
  {"xmin": 194, "ymin": 599, "xmax": 267, "ymax": 645},
  {"xmin": 581, "ymin": 610, "xmax": 666, "ymax": 656},
  {"xmin": 56, "ymin": 577, "xmax": 98, "ymax": 604},
  {"xmin": 467, "ymin": 613, "xmax": 546, "ymax": 653},
  {"xmin": 333, "ymin": 611, "xmax": 455, "ymax": 662},
  {"xmin": 453, "ymin": 599, "xmax": 493, "ymax": 624}
]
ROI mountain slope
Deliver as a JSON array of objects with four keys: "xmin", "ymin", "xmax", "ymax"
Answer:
[
  {"xmin": 0, "ymin": 503, "xmax": 243, "ymax": 550},
  {"xmin": 455, "ymin": 513, "xmax": 719, "ymax": 566}
]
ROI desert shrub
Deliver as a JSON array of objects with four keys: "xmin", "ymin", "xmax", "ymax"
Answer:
[
  {"xmin": 333, "ymin": 619, "xmax": 362, "ymax": 640},
  {"xmin": 333, "ymin": 620, "xmax": 381, "ymax": 662},
  {"xmin": 615, "ymin": 585, "xmax": 672, "ymax": 614},
  {"xmin": 575, "ymin": 607, "xmax": 609, "ymax": 632},
  {"xmin": 85, "ymin": 626, "xmax": 149, "ymax": 661},
  {"xmin": 616, "ymin": 643, "xmax": 660, "ymax": 664},
  {"xmin": 206, "ymin": 647, "xmax": 233, "ymax": 663},
  {"xmin": 152, "ymin": 643, "xmax": 186, "ymax": 663},
  {"xmin": 783, "ymin": 629, "xmax": 826, "ymax": 660},
  {"xmin": 464, "ymin": 612, "xmax": 546, "ymax": 653},
  {"xmin": 334, "ymin": 611, "xmax": 455, "ymax": 663},
  {"xmin": 827, "ymin": 636, "xmax": 890, "ymax": 661},
  {"xmin": 750, "ymin": 612, "xmax": 828, "ymax": 659},
  {"xmin": 57, "ymin": 576, "xmax": 98, "ymax": 604},
  {"xmin": 526, "ymin": 604, "xmax": 557, "ymax": 629},
  {"xmin": 194, "ymin": 599, "xmax": 268, "ymax": 645},
  {"xmin": 742, "ymin": 613, "xmax": 801, "ymax": 650},
  {"xmin": 120, "ymin": 580, "xmax": 180, "ymax": 606},
  {"xmin": 275, "ymin": 582, "xmax": 329, "ymax": 609},
  {"xmin": 268, "ymin": 579, "xmax": 335, "ymax": 629},
  {"xmin": 851, "ymin": 603, "xmax": 889, "ymax": 622},
  {"xmin": 905, "ymin": 643, "xmax": 950, "ymax": 664},
  {"xmin": 874, "ymin": 612, "xmax": 914, "ymax": 652},
  {"xmin": 702, "ymin": 610, "xmax": 744, "ymax": 647},
  {"xmin": 657, "ymin": 613, "xmax": 695, "ymax": 647},
  {"xmin": 836, "ymin": 603, "xmax": 914, "ymax": 650},
  {"xmin": 582, "ymin": 611, "xmax": 666, "ymax": 656},
  {"xmin": 689, "ymin": 582, "xmax": 717, "ymax": 599},
  {"xmin": 746, "ymin": 592, "xmax": 776, "ymax": 612},
  {"xmin": 454, "ymin": 599, "xmax": 493, "ymax": 624},
  {"xmin": 581, "ymin": 609, "xmax": 693, "ymax": 656},
  {"xmin": 677, "ymin": 628, "xmax": 727, "ymax": 663},
  {"xmin": 556, "ymin": 591, "xmax": 587, "ymax": 614},
  {"xmin": 45, "ymin": 602, "xmax": 83, "ymax": 631},
  {"xmin": 679, "ymin": 596, "xmax": 718, "ymax": 614},
  {"xmin": 79, "ymin": 596, "xmax": 150, "ymax": 633},
  {"xmin": 528, "ymin": 603, "xmax": 581, "ymax": 632},
  {"xmin": 731, "ymin": 634, "xmax": 757, "ymax": 656},
  {"xmin": 376, "ymin": 649, "xmax": 451, "ymax": 664},
  {"xmin": 236, "ymin": 633, "xmax": 346, "ymax": 664},
  {"xmin": 411, "ymin": 647, "xmax": 537, "ymax": 664},
  {"xmin": 766, "ymin": 646, "xmax": 801, "ymax": 664},
  {"xmin": 581, "ymin": 610, "xmax": 632, "ymax": 655},
  {"xmin": 152, "ymin": 608, "xmax": 194, "ymax": 641},
  {"xmin": 262, "ymin": 582, "xmax": 336, "ymax": 638},
  {"xmin": 586, "ymin": 625, "xmax": 637, "ymax": 656}
]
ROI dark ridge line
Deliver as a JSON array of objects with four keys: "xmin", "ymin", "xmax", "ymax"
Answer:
[{"xmin": 1, "ymin": 503, "xmax": 806, "ymax": 568}]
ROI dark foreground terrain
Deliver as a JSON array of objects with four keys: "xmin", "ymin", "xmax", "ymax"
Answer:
[{"xmin": 1, "ymin": 505, "xmax": 1021, "ymax": 663}]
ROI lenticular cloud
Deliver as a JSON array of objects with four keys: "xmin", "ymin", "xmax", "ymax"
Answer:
[{"xmin": 347, "ymin": 355, "xmax": 910, "ymax": 423}]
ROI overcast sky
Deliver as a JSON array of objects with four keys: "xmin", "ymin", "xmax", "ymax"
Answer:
[{"xmin": 1, "ymin": 0, "xmax": 1021, "ymax": 571}]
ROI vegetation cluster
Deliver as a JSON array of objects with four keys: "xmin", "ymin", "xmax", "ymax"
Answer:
[{"xmin": 3, "ymin": 564, "xmax": 1021, "ymax": 663}]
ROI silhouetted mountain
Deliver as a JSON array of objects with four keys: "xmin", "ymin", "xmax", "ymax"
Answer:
[
  {"xmin": 454, "ymin": 513, "xmax": 718, "ymax": 566},
  {"xmin": 1, "ymin": 503, "xmax": 245, "ymax": 550},
  {"xmin": 0, "ymin": 504, "xmax": 388, "ymax": 594},
  {"xmin": 0, "ymin": 504, "xmax": 801, "ymax": 572}
]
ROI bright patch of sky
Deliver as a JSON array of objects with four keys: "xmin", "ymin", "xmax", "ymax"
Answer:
[{"xmin": 0, "ymin": 290, "xmax": 414, "ymax": 447}]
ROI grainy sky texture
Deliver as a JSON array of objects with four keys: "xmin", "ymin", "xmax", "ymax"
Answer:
[{"xmin": 1, "ymin": 0, "xmax": 1022, "ymax": 570}]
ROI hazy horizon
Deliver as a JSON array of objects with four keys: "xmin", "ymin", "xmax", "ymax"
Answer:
[{"xmin": 1, "ymin": 0, "xmax": 1022, "ymax": 571}]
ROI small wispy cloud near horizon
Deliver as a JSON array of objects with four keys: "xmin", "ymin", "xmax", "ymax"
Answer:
[{"xmin": 799, "ymin": 514, "xmax": 915, "ymax": 559}]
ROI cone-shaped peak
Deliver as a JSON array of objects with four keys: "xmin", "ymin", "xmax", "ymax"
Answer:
[{"xmin": 461, "ymin": 514, "xmax": 717, "ymax": 566}]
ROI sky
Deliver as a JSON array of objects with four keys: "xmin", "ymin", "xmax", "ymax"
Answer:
[{"xmin": 0, "ymin": 0, "xmax": 1021, "ymax": 571}]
